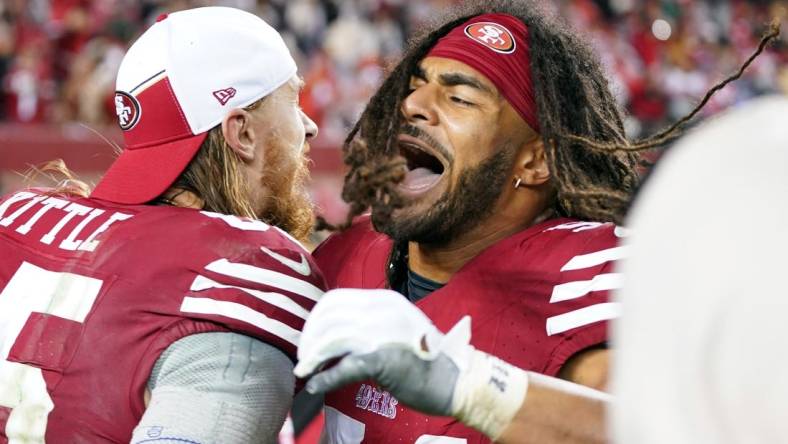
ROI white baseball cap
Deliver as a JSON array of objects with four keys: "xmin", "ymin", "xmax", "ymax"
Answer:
[{"xmin": 91, "ymin": 6, "xmax": 297, "ymax": 204}]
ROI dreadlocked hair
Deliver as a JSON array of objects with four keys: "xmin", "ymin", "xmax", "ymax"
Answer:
[{"xmin": 316, "ymin": 0, "xmax": 781, "ymax": 235}]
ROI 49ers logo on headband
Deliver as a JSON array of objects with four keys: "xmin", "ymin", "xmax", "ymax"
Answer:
[
  {"xmin": 115, "ymin": 91, "xmax": 141, "ymax": 131},
  {"xmin": 464, "ymin": 22, "xmax": 516, "ymax": 54}
]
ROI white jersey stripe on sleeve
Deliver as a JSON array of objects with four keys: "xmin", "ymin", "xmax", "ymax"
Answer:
[
  {"xmin": 546, "ymin": 302, "xmax": 621, "ymax": 336},
  {"xmin": 205, "ymin": 259, "xmax": 323, "ymax": 302},
  {"xmin": 200, "ymin": 211, "xmax": 270, "ymax": 231},
  {"xmin": 550, "ymin": 273, "xmax": 623, "ymax": 303},
  {"xmin": 180, "ymin": 296, "xmax": 300, "ymax": 346},
  {"xmin": 560, "ymin": 246, "xmax": 630, "ymax": 271},
  {"xmin": 190, "ymin": 275, "xmax": 311, "ymax": 319},
  {"xmin": 545, "ymin": 221, "xmax": 605, "ymax": 232}
]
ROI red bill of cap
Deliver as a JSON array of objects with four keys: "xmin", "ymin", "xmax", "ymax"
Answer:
[
  {"xmin": 93, "ymin": 75, "xmax": 208, "ymax": 205},
  {"xmin": 90, "ymin": 131, "xmax": 207, "ymax": 205}
]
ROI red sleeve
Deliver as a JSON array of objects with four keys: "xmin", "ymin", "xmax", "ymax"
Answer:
[
  {"xmin": 312, "ymin": 216, "xmax": 390, "ymax": 289},
  {"xmin": 539, "ymin": 225, "xmax": 625, "ymax": 376},
  {"xmin": 312, "ymin": 230, "xmax": 351, "ymax": 289},
  {"xmin": 179, "ymin": 236, "xmax": 326, "ymax": 360}
]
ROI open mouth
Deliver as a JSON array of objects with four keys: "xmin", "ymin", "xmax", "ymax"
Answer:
[
  {"xmin": 399, "ymin": 141, "xmax": 445, "ymax": 175},
  {"xmin": 397, "ymin": 135, "xmax": 446, "ymax": 196}
]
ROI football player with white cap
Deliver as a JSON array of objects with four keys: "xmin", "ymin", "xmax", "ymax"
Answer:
[{"xmin": 0, "ymin": 7, "xmax": 323, "ymax": 443}]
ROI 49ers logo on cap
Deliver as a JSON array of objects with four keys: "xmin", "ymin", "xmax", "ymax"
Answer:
[
  {"xmin": 115, "ymin": 91, "xmax": 141, "ymax": 131},
  {"xmin": 464, "ymin": 22, "xmax": 516, "ymax": 54}
]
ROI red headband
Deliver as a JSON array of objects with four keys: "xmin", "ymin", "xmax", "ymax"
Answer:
[{"xmin": 426, "ymin": 13, "xmax": 540, "ymax": 132}]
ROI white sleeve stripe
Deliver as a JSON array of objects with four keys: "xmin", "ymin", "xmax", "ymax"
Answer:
[
  {"xmin": 190, "ymin": 275, "xmax": 310, "ymax": 319},
  {"xmin": 546, "ymin": 302, "xmax": 621, "ymax": 336},
  {"xmin": 550, "ymin": 273, "xmax": 623, "ymax": 303},
  {"xmin": 200, "ymin": 211, "xmax": 271, "ymax": 231},
  {"xmin": 560, "ymin": 246, "xmax": 629, "ymax": 271},
  {"xmin": 205, "ymin": 259, "xmax": 323, "ymax": 302},
  {"xmin": 180, "ymin": 296, "xmax": 300, "ymax": 346},
  {"xmin": 545, "ymin": 221, "xmax": 605, "ymax": 232}
]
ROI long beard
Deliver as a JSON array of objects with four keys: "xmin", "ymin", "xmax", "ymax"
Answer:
[
  {"xmin": 374, "ymin": 145, "xmax": 516, "ymax": 247},
  {"xmin": 261, "ymin": 157, "xmax": 315, "ymax": 242}
]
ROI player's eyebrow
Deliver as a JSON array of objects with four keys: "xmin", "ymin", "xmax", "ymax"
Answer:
[
  {"xmin": 297, "ymin": 76, "xmax": 305, "ymax": 92},
  {"xmin": 412, "ymin": 65, "xmax": 495, "ymax": 96},
  {"xmin": 438, "ymin": 72, "xmax": 494, "ymax": 95},
  {"xmin": 412, "ymin": 66, "xmax": 427, "ymax": 81}
]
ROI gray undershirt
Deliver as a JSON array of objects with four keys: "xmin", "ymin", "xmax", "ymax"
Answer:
[{"xmin": 131, "ymin": 332, "xmax": 294, "ymax": 444}]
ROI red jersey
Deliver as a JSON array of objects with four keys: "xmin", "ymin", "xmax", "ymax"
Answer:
[
  {"xmin": 0, "ymin": 190, "xmax": 326, "ymax": 443},
  {"xmin": 312, "ymin": 216, "xmax": 625, "ymax": 444}
]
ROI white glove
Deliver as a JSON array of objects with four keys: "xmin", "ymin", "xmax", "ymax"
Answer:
[
  {"xmin": 294, "ymin": 288, "xmax": 451, "ymax": 376},
  {"xmin": 295, "ymin": 289, "xmax": 529, "ymax": 439}
]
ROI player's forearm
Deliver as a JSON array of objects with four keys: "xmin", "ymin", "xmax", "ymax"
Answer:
[
  {"xmin": 452, "ymin": 349, "xmax": 611, "ymax": 444},
  {"xmin": 297, "ymin": 291, "xmax": 613, "ymax": 443},
  {"xmin": 495, "ymin": 377, "xmax": 609, "ymax": 444}
]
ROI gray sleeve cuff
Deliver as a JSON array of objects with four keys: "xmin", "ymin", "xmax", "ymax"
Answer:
[{"xmin": 132, "ymin": 332, "xmax": 295, "ymax": 444}]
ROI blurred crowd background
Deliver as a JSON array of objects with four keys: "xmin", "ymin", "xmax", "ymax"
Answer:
[{"xmin": 0, "ymin": 0, "xmax": 786, "ymax": 221}]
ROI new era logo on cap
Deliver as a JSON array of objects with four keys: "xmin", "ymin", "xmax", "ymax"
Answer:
[
  {"xmin": 213, "ymin": 87, "xmax": 237, "ymax": 106},
  {"xmin": 464, "ymin": 22, "xmax": 516, "ymax": 54}
]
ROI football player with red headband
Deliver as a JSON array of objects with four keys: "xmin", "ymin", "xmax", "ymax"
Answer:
[
  {"xmin": 299, "ymin": 95, "xmax": 788, "ymax": 443},
  {"xmin": 299, "ymin": 0, "xmax": 779, "ymax": 441},
  {"xmin": 304, "ymin": 1, "xmax": 636, "ymax": 443}
]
